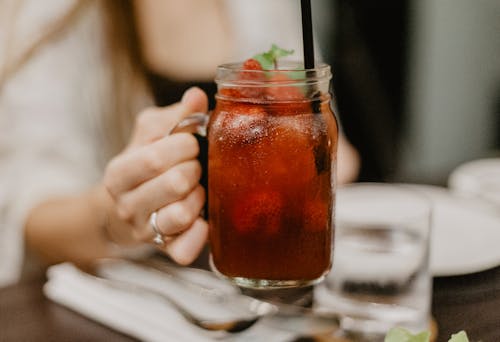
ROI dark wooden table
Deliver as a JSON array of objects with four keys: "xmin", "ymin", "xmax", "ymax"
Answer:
[{"xmin": 1, "ymin": 266, "xmax": 499, "ymax": 342}]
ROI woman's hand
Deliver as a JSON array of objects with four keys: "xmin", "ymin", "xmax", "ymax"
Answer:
[{"xmin": 103, "ymin": 87, "xmax": 209, "ymax": 265}]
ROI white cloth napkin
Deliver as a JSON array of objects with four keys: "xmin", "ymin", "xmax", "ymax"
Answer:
[{"xmin": 43, "ymin": 262, "xmax": 296, "ymax": 342}]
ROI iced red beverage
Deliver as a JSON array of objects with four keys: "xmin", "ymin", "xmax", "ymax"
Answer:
[{"xmin": 208, "ymin": 60, "xmax": 338, "ymax": 288}]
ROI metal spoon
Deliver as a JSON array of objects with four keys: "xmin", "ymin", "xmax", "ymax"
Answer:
[
  {"xmin": 94, "ymin": 258, "xmax": 341, "ymax": 335},
  {"xmin": 87, "ymin": 270, "xmax": 276, "ymax": 334}
]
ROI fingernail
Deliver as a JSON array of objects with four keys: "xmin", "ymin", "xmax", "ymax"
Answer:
[{"xmin": 181, "ymin": 87, "xmax": 201, "ymax": 105}]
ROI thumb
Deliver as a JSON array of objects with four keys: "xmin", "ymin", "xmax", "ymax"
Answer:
[
  {"xmin": 130, "ymin": 87, "xmax": 209, "ymax": 146},
  {"xmin": 180, "ymin": 86, "xmax": 209, "ymax": 114}
]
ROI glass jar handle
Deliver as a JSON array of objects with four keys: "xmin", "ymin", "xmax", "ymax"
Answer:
[{"xmin": 168, "ymin": 113, "xmax": 209, "ymax": 137}]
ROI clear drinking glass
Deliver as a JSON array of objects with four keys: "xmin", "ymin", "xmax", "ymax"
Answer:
[
  {"xmin": 208, "ymin": 62, "xmax": 338, "ymax": 289},
  {"xmin": 315, "ymin": 183, "xmax": 432, "ymax": 338},
  {"xmin": 174, "ymin": 62, "xmax": 338, "ymax": 289}
]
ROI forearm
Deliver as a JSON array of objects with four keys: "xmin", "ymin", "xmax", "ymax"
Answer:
[
  {"xmin": 338, "ymin": 133, "xmax": 361, "ymax": 184},
  {"xmin": 24, "ymin": 185, "xmax": 120, "ymax": 266},
  {"xmin": 134, "ymin": 0, "xmax": 231, "ymax": 80}
]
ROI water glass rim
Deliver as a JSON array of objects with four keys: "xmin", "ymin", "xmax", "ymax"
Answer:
[{"xmin": 336, "ymin": 182, "xmax": 433, "ymax": 230}]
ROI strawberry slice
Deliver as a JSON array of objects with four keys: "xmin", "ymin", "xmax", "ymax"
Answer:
[
  {"xmin": 232, "ymin": 191, "xmax": 283, "ymax": 234},
  {"xmin": 242, "ymin": 58, "xmax": 263, "ymax": 72},
  {"xmin": 219, "ymin": 59, "xmax": 265, "ymax": 100},
  {"xmin": 264, "ymin": 73, "xmax": 312, "ymax": 115},
  {"xmin": 239, "ymin": 58, "xmax": 266, "ymax": 98},
  {"xmin": 265, "ymin": 73, "xmax": 305, "ymax": 101}
]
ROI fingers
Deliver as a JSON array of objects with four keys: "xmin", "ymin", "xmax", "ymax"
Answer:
[
  {"xmin": 155, "ymin": 185, "xmax": 205, "ymax": 236},
  {"xmin": 130, "ymin": 87, "xmax": 208, "ymax": 146},
  {"xmin": 115, "ymin": 160, "xmax": 202, "ymax": 227},
  {"xmin": 161, "ymin": 217, "xmax": 209, "ymax": 266},
  {"xmin": 181, "ymin": 86, "xmax": 208, "ymax": 114},
  {"xmin": 132, "ymin": 184, "xmax": 205, "ymax": 242},
  {"xmin": 102, "ymin": 87, "xmax": 209, "ymax": 264},
  {"xmin": 105, "ymin": 133, "xmax": 199, "ymax": 196}
]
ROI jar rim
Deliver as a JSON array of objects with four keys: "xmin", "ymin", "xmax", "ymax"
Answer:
[
  {"xmin": 215, "ymin": 61, "xmax": 331, "ymax": 85},
  {"xmin": 217, "ymin": 61, "xmax": 331, "ymax": 73}
]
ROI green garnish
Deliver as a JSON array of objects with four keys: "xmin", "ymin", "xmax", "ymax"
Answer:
[
  {"xmin": 385, "ymin": 328, "xmax": 470, "ymax": 342},
  {"xmin": 253, "ymin": 44, "xmax": 294, "ymax": 70},
  {"xmin": 448, "ymin": 331, "xmax": 469, "ymax": 342},
  {"xmin": 385, "ymin": 327, "xmax": 430, "ymax": 342}
]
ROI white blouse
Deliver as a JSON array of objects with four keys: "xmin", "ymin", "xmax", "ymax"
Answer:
[
  {"xmin": 0, "ymin": 0, "xmax": 112, "ymax": 286},
  {"xmin": 0, "ymin": 0, "xmax": 322, "ymax": 287}
]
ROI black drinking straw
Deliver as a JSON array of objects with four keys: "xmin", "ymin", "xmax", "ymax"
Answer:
[
  {"xmin": 301, "ymin": 0, "xmax": 315, "ymax": 69},
  {"xmin": 300, "ymin": 0, "xmax": 321, "ymax": 112}
]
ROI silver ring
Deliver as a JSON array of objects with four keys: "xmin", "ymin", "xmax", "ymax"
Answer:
[{"xmin": 149, "ymin": 211, "xmax": 164, "ymax": 246}]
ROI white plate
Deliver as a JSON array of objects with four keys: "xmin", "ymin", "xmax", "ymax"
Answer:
[
  {"xmin": 448, "ymin": 158, "xmax": 500, "ymax": 209},
  {"xmin": 408, "ymin": 185, "xmax": 500, "ymax": 276}
]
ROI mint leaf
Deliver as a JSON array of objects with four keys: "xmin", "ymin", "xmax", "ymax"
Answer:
[
  {"xmin": 253, "ymin": 54, "xmax": 274, "ymax": 71},
  {"xmin": 269, "ymin": 44, "xmax": 294, "ymax": 59},
  {"xmin": 385, "ymin": 328, "xmax": 431, "ymax": 342},
  {"xmin": 253, "ymin": 44, "xmax": 294, "ymax": 70},
  {"xmin": 448, "ymin": 331, "xmax": 469, "ymax": 342}
]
